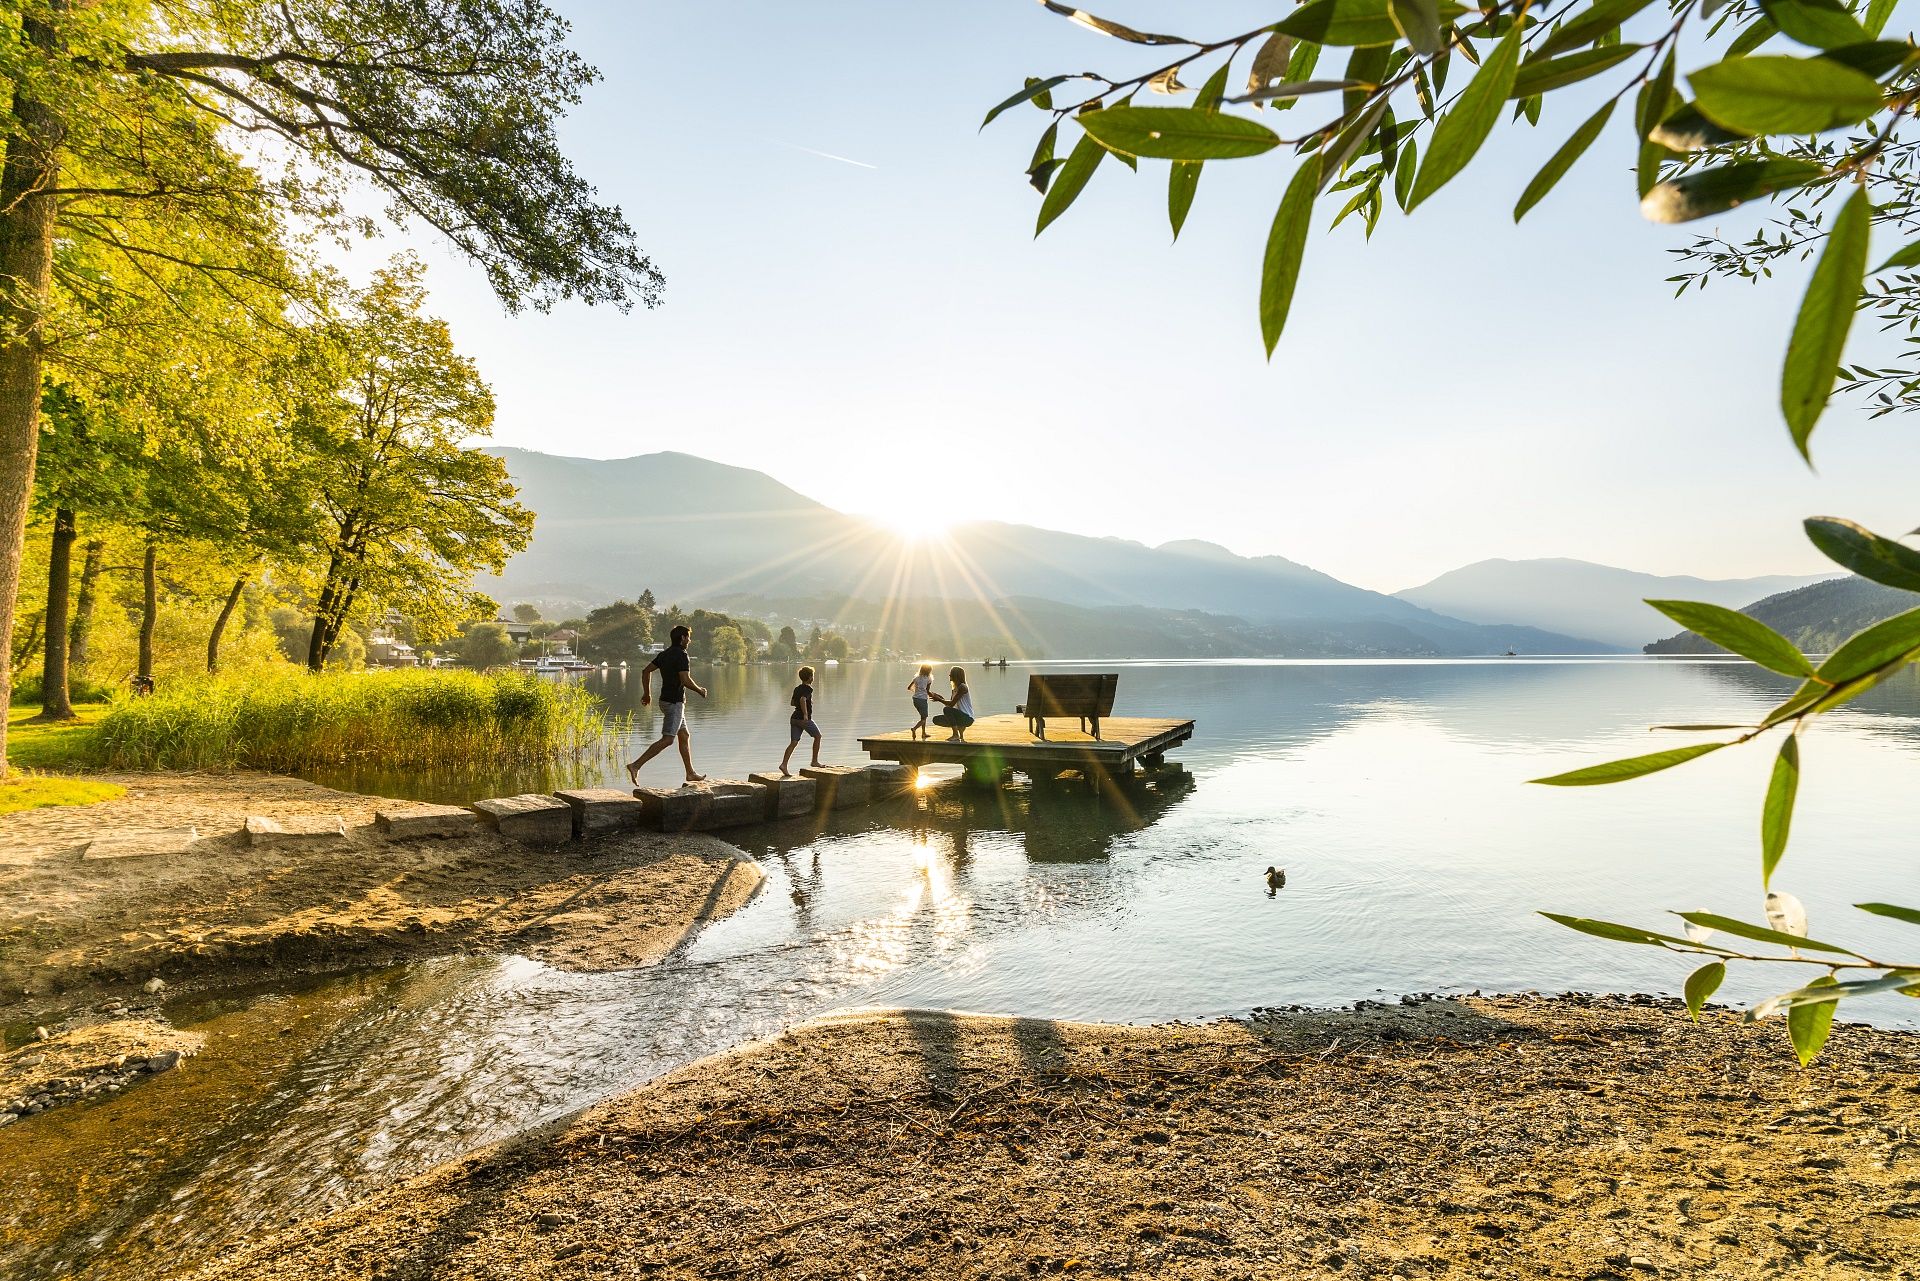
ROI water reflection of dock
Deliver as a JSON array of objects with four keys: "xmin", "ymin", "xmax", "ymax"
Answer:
[
  {"xmin": 743, "ymin": 761, "xmax": 1197, "ymax": 868},
  {"xmin": 859, "ymin": 714, "xmax": 1194, "ymax": 784}
]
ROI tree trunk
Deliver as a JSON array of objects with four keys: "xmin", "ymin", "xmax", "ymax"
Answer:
[
  {"xmin": 207, "ymin": 573, "xmax": 249, "ymax": 673},
  {"xmin": 137, "ymin": 542, "xmax": 158, "ymax": 683},
  {"xmin": 306, "ymin": 580, "xmax": 336, "ymax": 672},
  {"xmin": 316, "ymin": 581, "xmax": 359, "ymax": 668},
  {"xmin": 0, "ymin": 7, "xmax": 69, "ymax": 776},
  {"xmin": 69, "ymin": 538, "xmax": 102, "ymax": 676},
  {"xmin": 306, "ymin": 545, "xmax": 347, "ymax": 672},
  {"xmin": 34, "ymin": 508, "xmax": 75, "ymax": 720}
]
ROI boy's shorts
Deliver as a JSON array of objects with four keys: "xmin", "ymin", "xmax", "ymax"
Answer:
[{"xmin": 789, "ymin": 718, "xmax": 820, "ymax": 743}]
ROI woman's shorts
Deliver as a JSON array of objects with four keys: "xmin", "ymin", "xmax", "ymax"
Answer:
[
  {"xmin": 932, "ymin": 708, "xmax": 974, "ymax": 727},
  {"xmin": 912, "ymin": 696, "xmax": 930, "ymax": 717},
  {"xmin": 789, "ymin": 718, "xmax": 821, "ymax": 743}
]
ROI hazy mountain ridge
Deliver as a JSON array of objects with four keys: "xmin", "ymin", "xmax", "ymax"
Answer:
[
  {"xmin": 483, "ymin": 448, "xmax": 1618, "ymax": 656},
  {"xmin": 716, "ymin": 593, "xmax": 1596, "ymax": 661},
  {"xmin": 1645, "ymin": 576, "xmax": 1918, "ymax": 656},
  {"xmin": 1396, "ymin": 557, "xmax": 1839, "ymax": 648}
]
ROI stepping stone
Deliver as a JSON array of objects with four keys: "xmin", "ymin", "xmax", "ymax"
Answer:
[
  {"xmin": 800, "ymin": 765, "xmax": 870, "ymax": 810},
  {"xmin": 747, "ymin": 772, "xmax": 817, "ymax": 820},
  {"xmin": 633, "ymin": 780, "xmax": 768, "ymax": 832},
  {"xmin": 82, "ymin": 827, "xmax": 201, "ymax": 861},
  {"xmin": 471, "ymin": 794, "xmax": 574, "ymax": 845},
  {"xmin": 244, "ymin": 815, "xmax": 349, "ymax": 850},
  {"xmin": 375, "ymin": 804, "xmax": 478, "ymax": 840},
  {"xmin": 553, "ymin": 788, "xmax": 649, "ymax": 839},
  {"xmin": 866, "ymin": 762, "xmax": 914, "ymax": 799}
]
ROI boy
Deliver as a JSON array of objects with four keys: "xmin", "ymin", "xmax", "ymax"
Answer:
[{"xmin": 779, "ymin": 665, "xmax": 824, "ymax": 776}]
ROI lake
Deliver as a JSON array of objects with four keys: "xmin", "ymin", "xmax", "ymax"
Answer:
[{"xmin": 9, "ymin": 657, "xmax": 1920, "ymax": 1279}]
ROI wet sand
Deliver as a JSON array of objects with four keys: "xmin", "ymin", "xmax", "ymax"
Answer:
[
  {"xmin": 196, "ymin": 995, "xmax": 1920, "ymax": 1280},
  {"xmin": 0, "ymin": 771, "xmax": 764, "ymax": 1029}
]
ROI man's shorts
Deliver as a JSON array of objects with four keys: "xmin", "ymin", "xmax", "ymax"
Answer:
[
  {"xmin": 659, "ymin": 700, "xmax": 687, "ymax": 738},
  {"xmin": 789, "ymin": 718, "xmax": 820, "ymax": 743}
]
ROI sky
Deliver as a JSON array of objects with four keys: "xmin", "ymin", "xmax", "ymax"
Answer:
[{"xmin": 377, "ymin": 1, "xmax": 1920, "ymax": 595}]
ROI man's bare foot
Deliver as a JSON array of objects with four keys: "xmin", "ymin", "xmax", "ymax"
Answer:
[
  {"xmin": 685, "ymin": 772, "xmax": 707, "ymax": 784},
  {"xmin": 625, "ymin": 761, "xmax": 640, "ymax": 785},
  {"xmin": 778, "ymin": 768, "xmax": 791, "ymax": 778}
]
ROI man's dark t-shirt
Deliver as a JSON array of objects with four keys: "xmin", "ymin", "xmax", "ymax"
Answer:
[
  {"xmin": 791, "ymin": 683, "xmax": 814, "ymax": 721},
  {"xmin": 654, "ymin": 645, "xmax": 691, "ymax": 703}
]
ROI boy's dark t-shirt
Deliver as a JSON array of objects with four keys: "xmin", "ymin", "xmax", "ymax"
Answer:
[
  {"xmin": 654, "ymin": 645, "xmax": 690, "ymax": 702},
  {"xmin": 791, "ymin": 683, "xmax": 814, "ymax": 721}
]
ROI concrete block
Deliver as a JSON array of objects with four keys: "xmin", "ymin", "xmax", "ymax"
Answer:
[
  {"xmin": 865, "ymin": 762, "xmax": 914, "ymax": 799},
  {"xmin": 244, "ymin": 815, "xmax": 349, "ymax": 850},
  {"xmin": 634, "ymin": 780, "xmax": 769, "ymax": 832},
  {"xmin": 82, "ymin": 827, "xmax": 202, "ymax": 861},
  {"xmin": 800, "ymin": 765, "xmax": 871, "ymax": 810},
  {"xmin": 554, "ymin": 788, "xmax": 650, "ymax": 839},
  {"xmin": 375, "ymin": 804, "xmax": 478, "ymax": 840},
  {"xmin": 747, "ymin": 772, "xmax": 818, "ymax": 820},
  {"xmin": 471, "ymin": 794, "xmax": 574, "ymax": 844}
]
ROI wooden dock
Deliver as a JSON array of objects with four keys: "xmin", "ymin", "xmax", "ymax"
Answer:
[{"xmin": 859, "ymin": 714, "xmax": 1194, "ymax": 782}]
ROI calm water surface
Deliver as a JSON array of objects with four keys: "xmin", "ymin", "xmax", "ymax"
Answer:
[{"xmin": 8, "ymin": 658, "xmax": 1920, "ymax": 1278}]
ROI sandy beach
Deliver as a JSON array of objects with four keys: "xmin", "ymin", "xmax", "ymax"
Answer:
[{"xmin": 194, "ymin": 994, "xmax": 1920, "ymax": 1280}]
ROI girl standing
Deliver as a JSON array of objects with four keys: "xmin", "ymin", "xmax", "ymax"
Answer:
[{"xmin": 906, "ymin": 663, "xmax": 934, "ymax": 739}]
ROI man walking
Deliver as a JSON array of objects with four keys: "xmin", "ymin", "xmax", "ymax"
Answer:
[{"xmin": 627, "ymin": 625, "xmax": 708, "ymax": 784}]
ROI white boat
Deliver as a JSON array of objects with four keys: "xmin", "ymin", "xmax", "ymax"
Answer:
[{"xmin": 517, "ymin": 642, "xmax": 594, "ymax": 674}]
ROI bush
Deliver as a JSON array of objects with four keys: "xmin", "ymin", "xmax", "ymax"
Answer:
[{"xmin": 92, "ymin": 669, "xmax": 606, "ymax": 772}]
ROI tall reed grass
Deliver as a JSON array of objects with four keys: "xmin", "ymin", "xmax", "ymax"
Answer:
[{"xmin": 93, "ymin": 669, "xmax": 609, "ymax": 773}]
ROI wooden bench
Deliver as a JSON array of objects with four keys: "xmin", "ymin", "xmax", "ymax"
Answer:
[{"xmin": 1017, "ymin": 673, "xmax": 1118, "ymax": 741}]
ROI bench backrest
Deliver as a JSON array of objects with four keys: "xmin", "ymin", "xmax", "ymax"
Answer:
[{"xmin": 1024, "ymin": 673, "xmax": 1118, "ymax": 718}]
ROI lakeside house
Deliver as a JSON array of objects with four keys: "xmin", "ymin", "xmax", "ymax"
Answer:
[{"xmin": 366, "ymin": 629, "xmax": 419, "ymax": 668}]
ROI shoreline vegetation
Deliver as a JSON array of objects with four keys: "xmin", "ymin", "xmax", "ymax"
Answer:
[
  {"xmin": 195, "ymin": 996, "xmax": 1920, "ymax": 1280},
  {"xmin": 7, "ymin": 670, "xmax": 608, "ymax": 777}
]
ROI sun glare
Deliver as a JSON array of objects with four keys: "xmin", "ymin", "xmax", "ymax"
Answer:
[{"xmin": 868, "ymin": 506, "xmax": 955, "ymax": 543}]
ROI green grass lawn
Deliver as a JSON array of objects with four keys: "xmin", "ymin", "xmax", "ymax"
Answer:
[
  {"xmin": 2, "ymin": 703, "xmax": 118, "ymax": 813},
  {"xmin": 0, "ymin": 772, "xmax": 124, "ymax": 815}
]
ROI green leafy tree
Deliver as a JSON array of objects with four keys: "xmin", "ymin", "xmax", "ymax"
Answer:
[
  {"xmin": 771, "ymin": 624, "xmax": 800, "ymax": 662},
  {"xmin": 512, "ymin": 602, "xmax": 543, "ymax": 624},
  {"xmin": 579, "ymin": 599, "xmax": 655, "ymax": 664},
  {"xmin": 996, "ymin": 0, "xmax": 1920, "ymax": 1059},
  {"xmin": 25, "ymin": 151, "xmax": 305, "ymax": 708},
  {"xmin": 294, "ymin": 262, "xmax": 533, "ymax": 670},
  {"xmin": 708, "ymin": 624, "xmax": 749, "ymax": 666},
  {"xmin": 0, "ymin": 0, "xmax": 660, "ymax": 775},
  {"xmin": 458, "ymin": 621, "xmax": 517, "ymax": 670}
]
